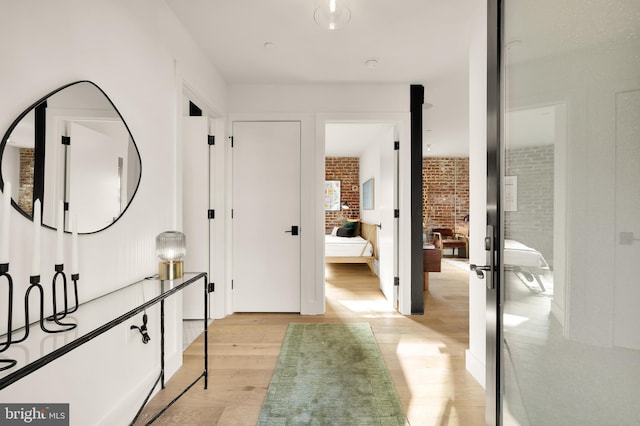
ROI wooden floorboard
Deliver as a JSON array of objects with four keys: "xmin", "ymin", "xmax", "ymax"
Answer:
[{"xmin": 135, "ymin": 261, "xmax": 485, "ymax": 425}]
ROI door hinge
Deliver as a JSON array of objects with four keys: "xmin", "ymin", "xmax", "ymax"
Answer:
[
  {"xmin": 229, "ymin": 136, "xmax": 234, "ymax": 147},
  {"xmin": 394, "ymin": 209, "xmax": 400, "ymax": 218},
  {"xmin": 208, "ymin": 135, "xmax": 215, "ymax": 145},
  {"xmin": 394, "ymin": 140, "xmax": 399, "ymax": 150},
  {"xmin": 208, "ymin": 282, "xmax": 215, "ymax": 293},
  {"xmin": 394, "ymin": 276, "xmax": 400, "ymax": 287},
  {"xmin": 63, "ymin": 202, "xmax": 69, "ymax": 212},
  {"xmin": 208, "ymin": 209, "xmax": 215, "ymax": 219},
  {"xmin": 61, "ymin": 136, "xmax": 71, "ymax": 146}
]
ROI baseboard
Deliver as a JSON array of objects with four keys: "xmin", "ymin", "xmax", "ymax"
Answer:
[
  {"xmin": 96, "ymin": 368, "xmax": 162, "ymax": 426},
  {"xmin": 550, "ymin": 300, "xmax": 565, "ymax": 329},
  {"xmin": 97, "ymin": 352, "xmax": 183, "ymax": 425},
  {"xmin": 465, "ymin": 349, "xmax": 486, "ymax": 388}
]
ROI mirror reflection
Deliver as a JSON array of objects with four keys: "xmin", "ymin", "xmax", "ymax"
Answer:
[{"xmin": 0, "ymin": 81, "xmax": 141, "ymax": 233}]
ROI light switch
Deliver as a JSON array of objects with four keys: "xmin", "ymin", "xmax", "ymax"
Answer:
[{"xmin": 619, "ymin": 232, "xmax": 634, "ymax": 245}]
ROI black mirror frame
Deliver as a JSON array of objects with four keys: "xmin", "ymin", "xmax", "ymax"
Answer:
[{"xmin": 0, "ymin": 80, "xmax": 142, "ymax": 235}]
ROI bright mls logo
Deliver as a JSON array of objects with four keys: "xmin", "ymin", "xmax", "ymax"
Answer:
[{"xmin": 0, "ymin": 404, "xmax": 68, "ymax": 425}]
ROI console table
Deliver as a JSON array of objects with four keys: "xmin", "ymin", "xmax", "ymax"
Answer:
[{"xmin": 0, "ymin": 272, "xmax": 209, "ymax": 425}]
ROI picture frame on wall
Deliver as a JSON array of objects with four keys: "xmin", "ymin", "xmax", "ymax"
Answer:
[
  {"xmin": 324, "ymin": 180, "xmax": 341, "ymax": 211},
  {"xmin": 362, "ymin": 178, "xmax": 374, "ymax": 210}
]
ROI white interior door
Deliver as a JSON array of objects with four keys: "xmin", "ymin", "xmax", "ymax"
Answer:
[
  {"xmin": 232, "ymin": 121, "xmax": 301, "ymax": 312},
  {"xmin": 68, "ymin": 121, "xmax": 124, "ymax": 231},
  {"xmin": 182, "ymin": 116, "xmax": 212, "ymax": 319},
  {"xmin": 614, "ymin": 89, "xmax": 640, "ymax": 350}
]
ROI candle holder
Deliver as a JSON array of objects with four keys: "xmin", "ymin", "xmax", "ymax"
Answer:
[
  {"xmin": 12, "ymin": 275, "xmax": 76, "ymax": 346},
  {"xmin": 46, "ymin": 264, "xmax": 79, "ymax": 323},
  {"xmin": 0, "ymin": 263, "xmax": 16, "ymax": 371}
]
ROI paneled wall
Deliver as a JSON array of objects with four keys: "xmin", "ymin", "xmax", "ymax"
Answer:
[
  {"xmin": 422, "ymin": 157, "xmax": 470, "ymax": 240},
  {"xmin": 325, "ymin": 157, "xmax": 359, "ymax": 233}
]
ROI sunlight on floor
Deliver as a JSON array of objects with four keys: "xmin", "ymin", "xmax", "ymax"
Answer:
[
  {"xmin": 338, "ymin": 298, "xmax": 396, "ymax": 313},
  {"xmin": 503, "ymin": 313, "xmax": 529, "ymax": 328}
]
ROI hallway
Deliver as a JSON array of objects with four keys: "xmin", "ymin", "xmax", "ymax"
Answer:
[{"xmin": 137, "ymin": 262, "xmax": 484, "ymax": 425}]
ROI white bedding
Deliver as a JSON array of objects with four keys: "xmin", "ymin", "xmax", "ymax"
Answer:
[
  {"xmin": 504, "ymin": 239, "xmax": 550, "ymax": 292},
  {"xmin": 325, "ymin": 235, "xmax": 373, "ymax": 257},
  {"xmin": 504, "ymin": 239, "xmax": 549, "ymax": 268}
]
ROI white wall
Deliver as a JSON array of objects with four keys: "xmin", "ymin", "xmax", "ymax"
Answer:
[
  {"xmin": 0, "ymin": 1, "xmax": 226, "ymax": 424},
  {"xmin": 228, "ymin": 85, "xmax": 413, "ymax": 314}
]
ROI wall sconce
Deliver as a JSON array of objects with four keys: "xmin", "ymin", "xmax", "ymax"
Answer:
[
  {"xmin": 342, "ymin": 201, "xmax": 350, "ymax": 210},
  {"xmin": 156, "ymin": 231, "xmax": 186, "ymax": 280}
]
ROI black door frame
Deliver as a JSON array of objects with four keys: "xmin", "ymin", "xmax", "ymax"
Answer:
[{"xmin": 486, "ymin": 0, "xmax": 503, "ymax": 424}]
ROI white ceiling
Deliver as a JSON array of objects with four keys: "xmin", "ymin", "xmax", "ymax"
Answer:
[{"xmin": 165, "ymin": 0, "xmax": 477, "ymax": 157}]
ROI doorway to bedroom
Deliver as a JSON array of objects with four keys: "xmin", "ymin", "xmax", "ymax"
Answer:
[{"xmin": 323, "ymin": 122, "xmax": 398, "ymax": 310}]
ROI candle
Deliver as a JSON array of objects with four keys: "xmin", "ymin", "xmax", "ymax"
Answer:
[
  {"xmin": 71, "ymin": 214, "xmax": 79, "ymax": 275},
  {"xmin": 0, "ymin": 181, "xmax": 10, "ymax": 264},
  {"xmin": 56, "ymin": 200, "xmax": 64, "ymax": 265},
  {"xmin": 31, "ymin": 199, "xmax": 41, "ymax": 276}
]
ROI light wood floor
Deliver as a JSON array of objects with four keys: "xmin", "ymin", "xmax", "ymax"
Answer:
[{"xmin": 136, "ymin": 261, "xmax": 485, "ymax": 425}]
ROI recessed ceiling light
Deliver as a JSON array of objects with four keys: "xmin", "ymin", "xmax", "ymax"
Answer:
[{"xmin": 365, "ymin": 59, "xmax": 378, "ymax": 69}]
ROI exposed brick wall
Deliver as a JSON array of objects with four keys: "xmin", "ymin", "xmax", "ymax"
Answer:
[
  {"xmin": 325, "ymin": 157, "xmax": 359, "ymax": 233},
  {"xmin": 19, "ymin": 148, "xmax": 34, "ymax": 213},
  {"xmin": 504, "ymin": 145, "xmax": 554, "ymax": 267},
  {"xmin": 422, "ymin": 157, "xmax": 470, "ymax": 241}
]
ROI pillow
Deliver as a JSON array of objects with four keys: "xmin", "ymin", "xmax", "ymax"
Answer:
[
  {"xmin": 330, "ymin": 226, "xmax": 339, "ymax": 236},
  {"xmin": 343, "ymin": 221, "xmax": 358, "ymax": 230},
  {"xmin": 336, "ymin": 227, "xmax": 356, "ymax": 237},
  {"xmin": 344, "ymin": 219, "xmax": 361, "ymax": 235}
]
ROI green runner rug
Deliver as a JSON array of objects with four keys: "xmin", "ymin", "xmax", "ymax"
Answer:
[{"xmin": 258, "ymin": 323, "xmax": 408, "ymax": 425}]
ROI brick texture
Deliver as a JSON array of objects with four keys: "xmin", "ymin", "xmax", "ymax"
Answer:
[
  {"xmin": 325, "ymin": 157, "xmax": 359, "ymax": 233},
  {"xmin": 504, "ymin": 145, "xmax": 554, "ymax": 266},
  {"xmin": 19, "ymin": 148, "xmax": 34, "ymax": 213},
  {"xmin": 423, "ymin": 157, "xmax": 470, "ymax": 241}
]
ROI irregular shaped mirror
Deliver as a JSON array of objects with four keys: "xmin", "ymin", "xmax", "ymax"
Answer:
[{"xmin": 0, "ymin": 81, "xmax": 141, "ymax": 234}]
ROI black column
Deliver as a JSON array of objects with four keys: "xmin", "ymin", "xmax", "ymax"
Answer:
[{"xmin": 410, "ymin": 85, "xmax": 424, "ymax": 314}]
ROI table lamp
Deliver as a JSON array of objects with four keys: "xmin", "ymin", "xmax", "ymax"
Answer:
[{"xmin": 156, "ymin": 231, "xmax": 186, "ymax": 280}]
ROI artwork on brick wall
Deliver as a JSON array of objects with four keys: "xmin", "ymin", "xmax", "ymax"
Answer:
[
  {"xmin": 325, "ymin": 157, "xmax": 359, "ymax": 234},
  {"xmin": 325, "ymin": 180, "xmax": 341, "ymax": 211}
]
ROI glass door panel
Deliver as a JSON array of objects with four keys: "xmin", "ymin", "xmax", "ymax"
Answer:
[{"xmin": 501, "ymin": 1, "xmax": 640, "ymax": 425}]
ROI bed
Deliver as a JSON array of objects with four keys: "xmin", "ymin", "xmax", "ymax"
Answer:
[
  {"xmin": 325, "ymin": 220, "xmax": 378, "ymax": 274},
  {"xmin": 504, "ymin": 239, "xmax": 550, "ymax": 292}
]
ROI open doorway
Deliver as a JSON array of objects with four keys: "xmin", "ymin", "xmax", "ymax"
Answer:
[
  {"xmin": 323, "ymin": 122, "xmax": 397, "ymax": 307},
  {"xmin": 422, "ymin": 154, "xmax": 470, "ymax": 291}
]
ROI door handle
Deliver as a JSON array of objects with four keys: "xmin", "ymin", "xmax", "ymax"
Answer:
[
  {"xmin": 285, "ymin": 225, "xmax": 299, "ymax": 236},
  {"xmin": 473, "ymin": 225, "xmax": 496, "ymax": 289},
  {"xmin": 470, "ymin": 264, "xmax": 491, "ymax": 279}
]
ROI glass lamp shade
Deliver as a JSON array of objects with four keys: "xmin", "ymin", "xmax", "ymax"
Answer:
[
  {"xmin": 156, "ymin": 231, "xmax": 186, "ymax": 279},
  {"xmin": 314, "ymin": 0, "xmax": 351, "ymax": 30}
]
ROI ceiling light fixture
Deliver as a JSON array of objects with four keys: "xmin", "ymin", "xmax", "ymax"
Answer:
[{"xmin": 314, "ymin": 0, "xmax": 351, "ymax": 30}]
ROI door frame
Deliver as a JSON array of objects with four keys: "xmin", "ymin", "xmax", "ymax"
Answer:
[
  {"xmin": 486, "ymin": 0, "xmax": 503, "ymax": 424},
  {"xmin": 316, "ymin": 113, "xmax": 412, "ymax": 315}
]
